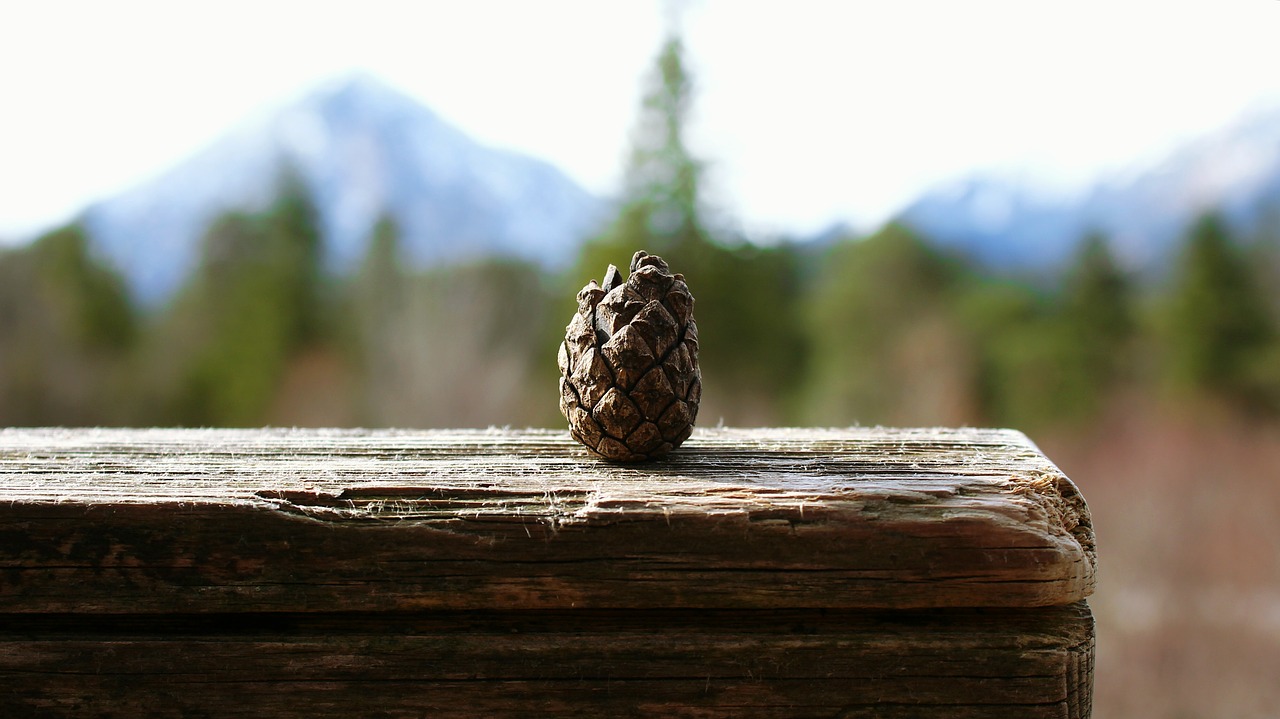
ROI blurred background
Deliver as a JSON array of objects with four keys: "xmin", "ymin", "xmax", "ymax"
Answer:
[{"xmin": 3, "ymin": 1, "xmax": 1279, "ymax": 715}]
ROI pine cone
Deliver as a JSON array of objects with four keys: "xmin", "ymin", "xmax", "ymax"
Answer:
[{"xmin": 558, "ymin": 251, "xmax": 701, "ymax": 462}]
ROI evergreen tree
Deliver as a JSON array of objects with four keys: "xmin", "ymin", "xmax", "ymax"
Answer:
[
  {"xmin": 1163, "ymin": 212, "xmax": 1274, "ymax": 404},
  {"xmin": 31, "ymin": 223, "xmax": 136, "ymax": 351},
  {"xmin": 163, "ymin": 174, "xmax": 327, "ymax": 426},
  {"xmin": 1063, "ymin": 232, "xmax": 1132, "ymax": 357},
  {"xmin": 168, "ymin": 213, "xmax": 287, "ymax": 425},
  {"xmin": 1246, "ymin": 205, "xmax": 1280, "ymax": 405},
  {"xmin": 803, "ymin": 223, "xmax": 974, "ymax": 426},
  {"xmin": 0, "ymin": 223, "xmax": 136, "ymax": 425},
  {"xmin": 348, "ymin": 213, "xmax": 409, "ymax": 424},
  {"xmin": 355, "ymin": 214, "xmax": 406, "ymax": 317},
  {"xmin": 575, "ymin": 34, "xmax": 712, "ymax": 274},
  {"xmin": 572, "ymin": 32, "xmax": 804, "ymax": 423},
  {"xmin": 617, "ymin": 34, "xmax": 705, "ymax": 255},
  {"xmin": 343, "ymin": 213, "xmax": 559, "ymax": 427},
  {"xmin": 951, "ymin": 234, "xmax": 1133, "ymax": 430},
  {"xmin": 1053, "ymin": 231, "xmax": 1135, "ymax": 418},
  {"xmin": 1249, "ymin": 200, "xmax": 1280, "ymax": 318},
  {"xmin": 953, "ymin": 277, "xmax": 1048, "ymax": 427},
  {"xmin": 264, "ymin": 168, "xmax": 325, "ymax": 346}
]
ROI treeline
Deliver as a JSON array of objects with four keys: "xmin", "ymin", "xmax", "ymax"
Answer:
[
  {"xmin": 3, "ymin": 34, "xmax": 1278, "ymax": 431},
  {"xmin": 0, "ymin": 174, "xmax": 561, "ymax": 429},
  {"xmin": 2, "ymin": 189, "xmax": 1279, "ymax": 431}
]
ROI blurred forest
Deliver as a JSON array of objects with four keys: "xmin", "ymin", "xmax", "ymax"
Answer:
[
  {"xmin": 4, "ymin": 39, "xmax": 1279, "ymax": 432},
  {"xmin": 3, "ymin": 35, "xmax": 1280, "ymax": 718},
  {"xmin": 6, "ymin": 182, "xmax": 1279, "ymax": 432}
]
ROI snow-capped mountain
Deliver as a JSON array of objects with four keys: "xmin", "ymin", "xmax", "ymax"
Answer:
[
  {"xmin": 84, "ymin": 73, "xmax": 606, "ymax": 303},
  {"xmin": 899, "ymin": 102, "xmax": 1280, "ymax": 273}
]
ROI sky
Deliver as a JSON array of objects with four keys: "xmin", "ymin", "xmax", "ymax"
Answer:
[{"xmin": 3, "ymin": 0, "xmax": 1280, "ymax": 243}]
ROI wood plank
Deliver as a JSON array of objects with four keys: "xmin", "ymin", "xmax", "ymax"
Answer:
[
  {"xmin": 0, "ymin": 427, "xmax": 1095, "ymax": 612},
  {"xmin": 0, "ymin": 603, "xmax": 1094, "ymax": 718}
]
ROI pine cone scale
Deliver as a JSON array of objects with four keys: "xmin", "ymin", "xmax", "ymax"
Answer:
[
  {"xmin": 594, "ymin": 387, "xmax": 642, "ymax": 437},
  {"xmin": 560, "ymin": 251, "xmax": 700, "ymax": 462},
  {"xmin": 632, "ymin": 301, "xmax": 679, "ymax": 356},
  {"xmin": 569, "ymin": 347, "xmax": 612, "ymax": 410},
  {"xmin": 626, "ymin": 422, "xmax": 663, "ymax": 453},
  {"xmin": 630, "ymin": 366, "xmax": 675, "ymax": 420},
  {"xmin": 601, "ymin": 326, "xmax": 654, "ymax": 390},
  {"xmin": 657, "ymin": 400, "xmax": 692, "ymax": 440}
]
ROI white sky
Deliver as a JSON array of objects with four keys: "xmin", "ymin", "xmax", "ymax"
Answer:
[{"xmin": 2, "ymin": 0, "xmax": 1280, "ymax": 242}]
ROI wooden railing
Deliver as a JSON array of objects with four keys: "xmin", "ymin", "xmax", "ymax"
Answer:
[{"xmin": 0, "ymin": 427, "xmax": 1095, "ymax": 717}]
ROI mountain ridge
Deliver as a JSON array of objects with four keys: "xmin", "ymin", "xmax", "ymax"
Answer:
[
  {"xmin": 83, "ymin": 74, "xmax": 606, "ymax": 304},
  {"xmin": 898, "ymin": 101, "xmax": 1280, "ymax": 273},
  {"xmin": 70, "ymin": 75, "xmax": 1280, "ymax": 301}
]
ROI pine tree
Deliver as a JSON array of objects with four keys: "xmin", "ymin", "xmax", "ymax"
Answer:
[
  {"xmin": 571, "ymin": 32, "xmax": 804, "ymax": 424},
  {"xmin": 0, "ymin": 223, "xmax": 136, "ymax": 425},
  {"xmin": 803, "ymin": 223, "xmax": 974, "ymax": 426},
  {"xmin": 264, "ymin": 168, "xmax": 325, "ymax": 346},
  {"xmin": 356, "ymin": 214, "xmax": 406, "ymax": 318},
  {"xmin": 1164, "ymin": 212, "xmax": 1274, "ymax": 403},
  {"xmin": 163, "ymin": 173, "xmax": 327, "ymax": 426},
  {"xmin": 349, "ymin": 213, "xmax": 408, "ymax": 424},
  {"xmin": 31, "ymin": 223, "xmax": 136, "ymax": 351},
  {"xmin": 1063, "ymin": 232, "xmax": 1132, "ymax": 356},
  {"xmin": 954, "ymin": 277, "xmax": 1051, "ymax": 428},
  {"xmin": 576, "ymin": 34, "xmax": 711, "ymax": 274},
  {"xmin": 1053, "ymin": 231, "xmax": 1134, "ymax": 417}
]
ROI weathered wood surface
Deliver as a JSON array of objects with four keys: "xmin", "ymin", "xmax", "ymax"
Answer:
[
  {"xmin": 0, "ymin": 603, "xmax": 1094, "ymax": 718},
  {"xmin": 0, "ymin": 427, "xmax": 1095, "ymax": 717},
  {"xmin": 0, "ymin": 427, "xmax": 1095, "ymax": 612}
]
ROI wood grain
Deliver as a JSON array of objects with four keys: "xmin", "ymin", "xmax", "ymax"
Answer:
[
  {"xmin": 0, "ymin": 603, "xmax": 1094, "ymax": 718},
  {"xmin": 0, "ymin": 427, "xmax": 1095, "ymax": 613},
  {"xmin": 0, "ymin": 427, "xmax": 1095, "ymax": 716}
]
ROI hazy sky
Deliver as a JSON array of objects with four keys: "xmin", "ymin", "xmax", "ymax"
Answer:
[{"xmin": 3, "ymin": 0, "xmax": 1280, "ymax": 242}]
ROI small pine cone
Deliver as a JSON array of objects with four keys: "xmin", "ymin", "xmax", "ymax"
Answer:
[{"xmin": 558, "ymin": 251, "xmax": 701, "ymax": 462}]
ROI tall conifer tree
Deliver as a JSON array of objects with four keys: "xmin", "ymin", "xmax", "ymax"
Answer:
[
  {"xmin": 571, "ymin": 31, "xmax": 803, "ymax": 423},
  {"xmin": 1164, "ymin": 212, "xmax": 1273, "ymax": 401}
]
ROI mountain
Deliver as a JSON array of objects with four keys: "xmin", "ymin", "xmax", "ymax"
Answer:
[
  {"xmin": 899, "ymin": 103, "xmax": 1280, "ymax": 273},
  {"xmin": 83, "ymin": 73, "xmax": 606, "ymax": 304}
]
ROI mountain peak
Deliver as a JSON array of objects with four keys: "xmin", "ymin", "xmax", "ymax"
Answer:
[
  {"xmin": 84, "ymin": 73, "xmax": 604, "ymax": 305},
  {"xmin": 303, "ymin": 71, "xmax": 422, "ymax": 117}
]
